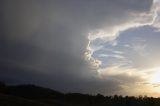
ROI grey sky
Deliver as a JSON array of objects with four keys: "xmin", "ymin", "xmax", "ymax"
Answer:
[{"xmin": 1, "ymin": 0, "xmax": 160, "ymax": 96}]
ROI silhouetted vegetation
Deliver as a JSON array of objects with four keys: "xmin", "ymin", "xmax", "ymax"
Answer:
[
  {"xmin": 0, "ymin": 81, "xmax": 6, "ymax": 87},
  {"xmin": 0, "ymin": 82, "xmax": 160, "ymax": 106}
]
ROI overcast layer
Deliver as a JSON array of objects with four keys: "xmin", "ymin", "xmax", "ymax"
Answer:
[{"xmin": 0, "ymin": 0, "xmax": 160, "ymax": 96}]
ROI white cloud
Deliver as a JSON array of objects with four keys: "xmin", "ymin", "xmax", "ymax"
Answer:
[
  {"xmin": 97, "ymin": 65, "xmax": 160, "ymax": 96},
  {"xmin": 83, "ymin": 0, "xmax": 160, "ymax": 96},
  {"xmin": 113, "ymin": 51, "xmax": 124, "ymax": 54},
  {"xmin": 152, "ymin": 0, "xmax": 160, "ymax": 29},
  {"xmin": 87, "ymin": 0, "xmax": 159, "ymax": 69},
  {"xmin": 99, "ymin": 54, "xmax": 125, "ymax": 59}
]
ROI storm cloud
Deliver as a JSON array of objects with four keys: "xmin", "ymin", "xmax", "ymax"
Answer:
[{"xmin": 0, "ymin": 0, "xmax": 157, "ymax": 95}]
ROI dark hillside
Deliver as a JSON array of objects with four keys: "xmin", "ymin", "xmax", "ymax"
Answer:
[
  {"xmin": 0, "ymin": 93, "xmax": 54, "ymax": 106},
  {"xmin": 0, "ymin": 82, "xmax": 160, "ymax": 106}
]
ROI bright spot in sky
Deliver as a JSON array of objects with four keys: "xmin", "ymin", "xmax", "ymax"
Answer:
[
  {"xmin": 150, "ymin": 67, "xmax": 160, "ymax": 84},
  {"xmin": 149, "ymin": 68, "xmax": 160, "ymax": 94}
]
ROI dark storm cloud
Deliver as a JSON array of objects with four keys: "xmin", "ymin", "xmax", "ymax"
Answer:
[{"xmin": 0, "ymin": 0, "xmax": 153, "ymax": 95}]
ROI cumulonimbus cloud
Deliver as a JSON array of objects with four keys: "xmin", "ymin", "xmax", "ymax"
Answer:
[{"xmin": 1, "ymin": 0, "xmax": 159, "ymax": 96}]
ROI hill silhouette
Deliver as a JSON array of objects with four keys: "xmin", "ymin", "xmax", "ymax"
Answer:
[
  {"xmin": 0, "ymin": 93, "xmax": 54, "ymax": 106},
  {"xmin": 0, "ymin": 81, "xmax": 160, "ymax": 106}
]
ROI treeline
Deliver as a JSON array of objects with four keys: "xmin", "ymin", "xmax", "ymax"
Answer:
[{"xmin": 0, "ymin": 82, "xmax": 160, "ymax": 106}]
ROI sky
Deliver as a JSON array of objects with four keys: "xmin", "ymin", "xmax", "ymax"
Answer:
[{"xmin": 0, "ymin": 0, "xmax": 160, "ymax": 97}]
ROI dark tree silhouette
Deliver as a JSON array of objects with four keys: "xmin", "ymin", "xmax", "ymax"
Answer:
[{"xmin": 0, "ymin": 81, "xmax": 160, "ymax": 106}]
